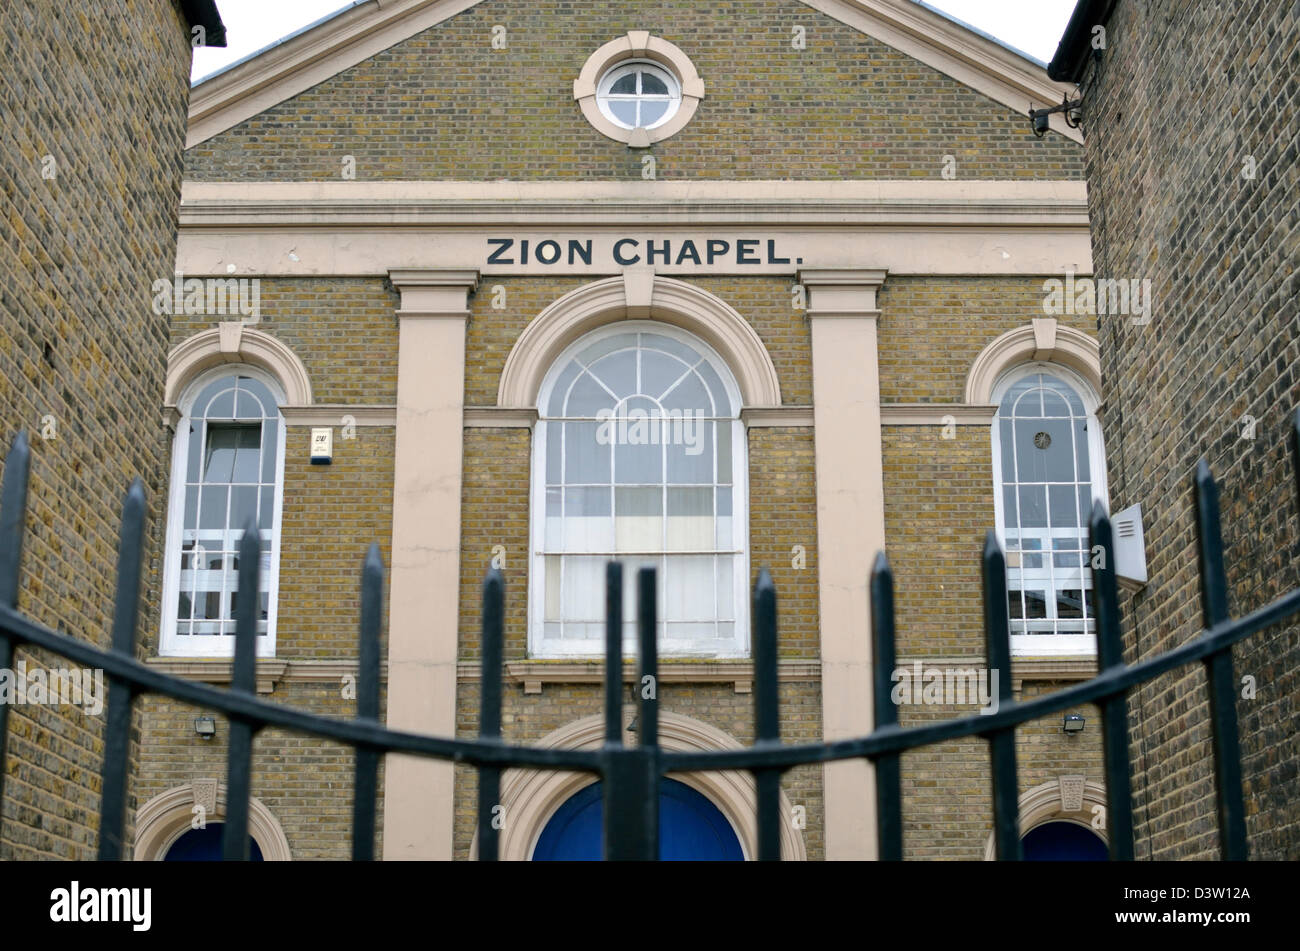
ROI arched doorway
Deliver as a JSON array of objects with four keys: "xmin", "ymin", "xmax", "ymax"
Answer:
[
  {"xmin": 532, "ymin": 778, "xmax": 744, "ymax": 860},
  {"xmin": 134, "ymin": 783, "xmax": 292, "ymax": 860},
  {"xmin": 1022, "ymin": 821, "xmax": 1108, "ymax": 861},
  {"xmin": 163, "ymin": 824, "xmax": 265, "ymax": 861}
]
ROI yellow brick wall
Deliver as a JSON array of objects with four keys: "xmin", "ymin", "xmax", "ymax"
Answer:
[
  {"xmin": 883, "ymin": 426, "xmax": 995, "ymax": 656},
  {"xmin": 878, "ymin": 276, "xmax": 1097, "ymax": 403},
  {"xmin": 169, "ymin": 278, "xmax": 400, "ymax": 405},
  {"xmin": 0, "ymin": 0, "xmax": 194, "ymax": 859}
]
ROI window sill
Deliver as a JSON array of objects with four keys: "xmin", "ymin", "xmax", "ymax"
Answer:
[{"xmin": 147, "ymin": 657, "xmax": 288, "ymax": 695}]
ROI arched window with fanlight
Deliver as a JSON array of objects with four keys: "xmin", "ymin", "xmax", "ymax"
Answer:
[
  {"xmin": 991, "ymin": 364, "xmax": 1107, "ymax": 655},
  {"xmin": 531, "ymin": 323, "xmax": 747, "ymax": 658},
  {"xmin": 160, "ymin": 368, "xmax": 286, "ymax": 657}
]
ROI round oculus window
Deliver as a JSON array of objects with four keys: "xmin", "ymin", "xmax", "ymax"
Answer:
[{"xmin": 596, "ymin": 60, "xmax": 682, "ymax": 131}]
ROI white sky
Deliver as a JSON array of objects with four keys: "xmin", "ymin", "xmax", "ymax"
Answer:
[{"xmin": 192, "ymin": 0, "xmax": 1077, "ymax": 83}]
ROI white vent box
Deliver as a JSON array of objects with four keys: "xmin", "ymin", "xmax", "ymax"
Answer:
[{"xmin": 1112, "ymin": 503, "xmax": 1148, "ymax": 591}]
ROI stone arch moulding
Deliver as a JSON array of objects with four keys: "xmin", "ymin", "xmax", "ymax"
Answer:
[
  {"xmin": 471, "ymin": 711, "xmax": 808, "ymax": 861},
  {"xmin": 133, "ymin": 781, "xmax": 293, "ymax": 860},
  {"xmin": 497, "ymin": 272, "xmax": 782, "ymax": 409},
  {"xmin": 981, "ymin": 777, "xmax": 1108, "ymax": 860},
  {"xmin": 964, "ymin": 317, "xmax": 1101, "ymax": 405},
  {"xmin": 165, "ymin": 322, "xmax": 313, "ymax": 408}
]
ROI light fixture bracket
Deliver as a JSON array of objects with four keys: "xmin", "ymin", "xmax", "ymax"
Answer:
[{"xmin": 1029, "ymin": 94, "xmax": 1085, "ymax": 137}]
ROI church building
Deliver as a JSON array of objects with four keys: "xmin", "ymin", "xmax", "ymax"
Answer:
[{"xmin": 131, "ymin": 0, "xmax": 1107, "ymax": 861}]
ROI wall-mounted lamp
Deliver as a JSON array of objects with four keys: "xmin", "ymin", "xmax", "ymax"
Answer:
[
  {"xmin": 1029, "ymin": 94, "xmax": 1084, "ymax": 137},
  {"xmin": 1063, "ymin": 713, "xmax": 1086, "ymax": 734},
  {"xmin": 194, "ymin": 715, "xmax": 217, "ymax": 739}
]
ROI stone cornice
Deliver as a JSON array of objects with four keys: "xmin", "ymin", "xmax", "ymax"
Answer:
[
  {"xmin": 178, "ymin": 180, "xmax": 1090, "ymax": 229},
  {"xmin": 880, "ymin": 403, "xmax": 998, "ymax": 425},
  {"xmin": 740, "ymin": 406, "xmax": 815, "ymax": 428},
  {"xmin": 463, "ymin": 406, "xmax": 538, "ymax": 428}
]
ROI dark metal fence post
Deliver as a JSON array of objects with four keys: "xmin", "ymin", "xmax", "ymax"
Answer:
[
  {"xmin": 476, "ymin": 568, "xmax": 504, "ymax": 861},
  {"xmin": 603, "ymin": 565, "xmax": 658, "ymax": 860},
  {"xmin": 603, "ymin": 562, "xmax": 623, "ymax": 747},
  {"xmin": 221, "ymin": 518, "xmax": 263, "ymax": 860},
  {"xmin": 982, "ymin": 531, "xmax": 1021, "ymax": 860},
  {"xmin": 871, "ymin": 552, "xmax": 903, "ymax": 861},
  {"xmin": 0, "ymin": 431, "xmax": 31, "ymax": 848},
  {"xmin": 752, "ymin": 568, "xmax": 781, "ymax": 861},
  {"xmin": 351, "ymin": 543, "xmax": 384, "ymax": 860},
  {"xmin": 1195, "ymin": 461, "xmax": 1248, "ymax": 860},
  {"xmin": 1089, "ymin": 501, "xmax": 1135, "ymax": 860},
  {"xmin": 96, "ymin": 480, "xmax": 147, "ymax": 860}
]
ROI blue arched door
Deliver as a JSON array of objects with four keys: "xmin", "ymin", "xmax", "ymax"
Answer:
[
  {"xmin": 1021, "ymin": 821, "xmax": 1108, "ymax": 860},
  {"xmin": 164, "ymin": 824, "xmax": 264, "ymax": 861},
  {"xmin": 532, "ymin": 779, "xmax": 744, "ymax": 860}
]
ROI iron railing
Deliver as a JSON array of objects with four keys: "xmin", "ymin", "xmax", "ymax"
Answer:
[{"xmin": 1, "ymin": 412, "xmax": 1298, "ymax": 860}]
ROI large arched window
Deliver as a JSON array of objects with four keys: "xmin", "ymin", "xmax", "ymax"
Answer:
[
  {"xmin": 531, "ymin": 323, "xmax": 747, "ymax": 658},
  {"xmin": 160, "ymin": 367, "xmax": 286, "ymax": 657},
  {"xmin": 991, "ymin": 364, "xmax": 1107, "ymax": 655}
]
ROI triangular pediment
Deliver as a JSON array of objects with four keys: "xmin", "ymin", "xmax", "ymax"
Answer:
[{"xmin": 188, "ymin": 0, "xmax": 1080, "ymax": 147}]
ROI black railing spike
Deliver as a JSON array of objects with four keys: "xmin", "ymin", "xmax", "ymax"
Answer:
[
  {"xmin": 753, "ymin": 567, "xmax": 781, "ymax": 861},
  {"xmin": 222, "ymin": 516, "xmax": 263, "ymax": 861},
  {"xmin": 0, "ymin": 431, "xmax": 30, "ymax": 609},
  {"xmin": 1291, "ymin": 408, "xmax": 1300, "ymax": 520},
  {"xmin": 476, "ymin": 566, "xmax": 504, "ymax": 862},
  {"xmin": 97, "ymin": 478, "xmax": 147, "ymax": 861},
  {"xmin": 352, "ymin": 543, "xmax": 384, "ymax": 861},
  {"xmin": 1193, "ymin": 458, "xmax": 1249, "ymax": 859},
  {"xmin": 1194, "ymin": 460, "xmax": 1230, "ymax": 628},
  {"xmin": 636, "ymin": 566, "xmax": 659, "ymax": 753},
  {"xmin": 604, "ymin": 567, "xmax": 659, "ymax": 860},
  {"xmin": 870, "ymin": 551, "xmax": 903, "ymax": 861},
  {"xmin": 0, "ymin": 431, "xmax": 32, "ymax": 846},
  {"xmin": 1088, "ymin": 499, "xmax": 1135, "ymax": 860},
  {"xmin": 603, "ymin": 562, "xmax": 623, "ymax": 746},
  {"xmin": 981, "ymin": 530, "xmax": 1021, "ymax": 861}
]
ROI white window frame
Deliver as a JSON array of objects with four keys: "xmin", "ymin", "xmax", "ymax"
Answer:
[
  {"xmin": 596, "ymin": 59, "xmax": 682, "ymax": 131},
  {"xmin": 990, "ymin": 362, "xmax": 1108, "ymax": 656},
  {"xmin": 528, "ymin": 321, "xmax": 749, "ymax": 660},
  {"xmin": 159, "ymin": 365, "xmax": 287, "ymax": 658}
]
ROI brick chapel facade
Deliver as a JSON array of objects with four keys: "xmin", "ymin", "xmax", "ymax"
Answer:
[{"xmin": 8, "ymin": 0, "xmax": 1133, "ymax": 861}]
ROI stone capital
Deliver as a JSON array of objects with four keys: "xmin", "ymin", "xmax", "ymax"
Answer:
[
  {"xmin": 798, "ymin": 267, "xmax": 888, "ymax": 319},
  {"xmin": 388, "ymin": 268, "xmax": 480, "ymax": 319}
]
